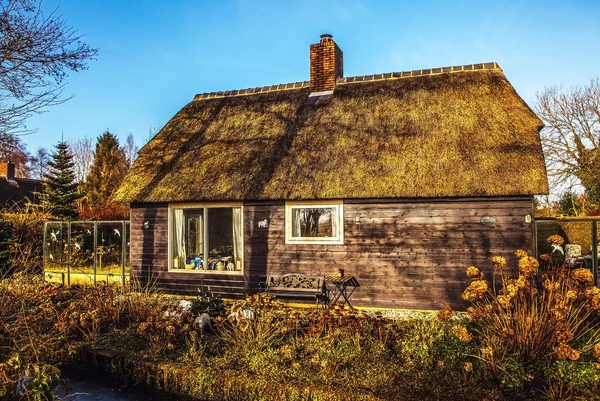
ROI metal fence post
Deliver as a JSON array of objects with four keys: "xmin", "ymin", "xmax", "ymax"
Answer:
[
  {"xmin": 593, "ymin": 221, "xmax": 598, "ymax": 287},
  {"xmin": 67, "ymin": 222, "xmax": 71, "ymax": 286},
  {"xmin": 93, "ymin": 221, "xmax": 98, "ymax": 284},
  {"xmin": 121, "ymin": 221, "xmax": 126, "ymax": 287}
]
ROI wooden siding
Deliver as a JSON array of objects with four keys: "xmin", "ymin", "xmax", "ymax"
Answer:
[
  {"xmin": 244, "ymin": 197, "xmax": 534, "ymax": 310},
  {"xmin": 130, "ymin": 197, "xmax": 535, "ymax": 309}
]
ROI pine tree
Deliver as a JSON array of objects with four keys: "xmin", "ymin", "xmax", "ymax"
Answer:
[
  {"xmin": 84, "ymin": 130, "xmax": 128, "ymax": 208},
  {"xmin": 40, "ymin": 142, "xmax": 81, "ymax": 219}
]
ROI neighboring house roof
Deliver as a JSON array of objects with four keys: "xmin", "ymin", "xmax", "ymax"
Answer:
[
  {"xmin": 114, "ymin": 40, "xmax": 548, "ymax": 204},
  {"xmin": 0, "ymin": 176, "xmax": 42, "ymax": 208}
]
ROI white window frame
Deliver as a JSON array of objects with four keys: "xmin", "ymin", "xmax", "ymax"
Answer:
[
  {"xmin": 168, "ymin": 202, "xmax": 243, "ymax": 274},
  {"xmin": 285, "ymin": 200, "xmax": 344, "ymax": 245}
]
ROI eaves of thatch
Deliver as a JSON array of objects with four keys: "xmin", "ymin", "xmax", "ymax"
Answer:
[{"xmin": 113, "ymin": 64, "xmax": 549, "ymax": 204}]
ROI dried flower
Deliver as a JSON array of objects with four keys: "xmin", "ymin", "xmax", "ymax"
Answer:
[
  {"xmin": 466, "ymin": 266, "xmax": 483, "ymax": 279},
  {"xmin": 555, "ymin": 343, "xmax": 573, "ymax": 360},
  {"xmin": 437, "ymin": 360, "xmax": 445, "ymax": 369},
  {"xmin": 501, "ymin": 327, "xmax": 515, "ymax": 337},
  {"xmin": 566, "ymin": 290, "xmax": 578, "ymax": 300},
  {"xmin": 437, "ymin": 305, "xmax": 453, "ymax": 321},
  {"xmin": 571, "ymin": 268, "xmax": 593, "ymax": 284},
  {"xmin": 518, "ymin": 256, "xmax": 539, "ymax": 277},
  {"xmin": 547, "ymin": 234, "xmax": 565, "ymax": 245},
  {"xmin": 497, "ymin": 295, "xmax": 512, "ymax": 308},
  {"xmin": 594, "ymin": 344, "xmax": 600, "ymax": 362},
  {"xmin": 452, "ymin": 325, "xmax": 473, "ymax": 343},
  {"xmin": 461, "ymin": 280, "xmax": 489, "ymax": 301},
  {"xmin": 515, "ymin": 249, "xmax": 529, "ymax": 258},
  {"xmin": 539, "ymin": 254, "xmax": 552, "ymax": 261},
  {"xmin": 491, "ymin": 256, "xmax": 506, "ymax": 270},
  {"xmin": 464, "ymin": 362, "xmax": 473, "ymax": 372},
  {"xmin": 569, "ymin": 348, "xmax": 581, "ymax": 361},
  {"xmin": 585, "ymin": 286, "xmax": 600, "ymax": 297},
  {"xmin": 543, "ymin": 279, "xmax": 560, "ymax": 292}
]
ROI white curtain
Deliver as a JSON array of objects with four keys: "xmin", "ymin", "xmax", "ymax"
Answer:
[
  {"xmin": 232, "ymin": 207, "xmax": 243, "ymax": 262},
  {"xmin": 195, "ymin": 214, "xmax": 203, "ymax": 255},
  {"xmin": 293, "ymin": 209, "xmax": 302, "ymax": 237},
  {"xmin": 173, "ymin": 209, "xmax": 185, "ymax": 265}
]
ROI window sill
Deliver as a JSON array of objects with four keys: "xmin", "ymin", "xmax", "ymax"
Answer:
[{"xmin": 167, "ymin": 269, "xmax": 243, "ymax": 275}]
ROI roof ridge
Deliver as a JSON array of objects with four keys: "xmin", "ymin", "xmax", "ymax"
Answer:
[
  {"xmin": 192, "ymin": 62, "xmax": 502, "ymax": 101},
  {"xmin": 193, "ymin": 81, "xmax": 310, "ymax": 101},
  {"xmin": 338, "ymin": 62, "xmax": 502, "ymax": 85}
]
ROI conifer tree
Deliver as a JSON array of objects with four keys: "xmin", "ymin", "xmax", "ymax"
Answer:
[
  {"xmin": 40, "ymin": 142, "xmax": 81, "ymax": 219},
  {"xmin": 84, "ymin": 130, "xmax": 128, "ymax": 208}
]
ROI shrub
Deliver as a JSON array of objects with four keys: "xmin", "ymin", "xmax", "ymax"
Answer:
[{"xmin": 442, "ymin": 238, "xmax": 600, "ymax": 398}]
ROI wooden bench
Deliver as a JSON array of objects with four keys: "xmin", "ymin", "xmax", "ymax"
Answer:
[{"xmin": 261, "ymin": 273, "xmax": 329, "ymax": 308}]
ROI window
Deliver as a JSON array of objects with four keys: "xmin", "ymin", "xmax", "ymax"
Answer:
[
  {"xmin": 285, "ymin": 201, "xmax": 344, "ymax": 244},
  {"xmin": 169, "ymin": 204, "xmax": 243, "ymax": 273}
]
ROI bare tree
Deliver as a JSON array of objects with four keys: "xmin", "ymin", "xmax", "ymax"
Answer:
[
  {"xmin": 534, "ymin": 77, "xmax": 600, "ymax": 205},
  {"xmin": 68, "ymin": 135, "xmax": 93, "ymax": 183},
  {"xmin": 0, "ymin": 0, "xmax": 97, "ymax": 136},
  {"xmin": 31, "ymin": 147, "xmax": 49, "ymax": 179},
  {"xmin": 123, "ymin": 132, "xmax": 138, "ymax": 169}
]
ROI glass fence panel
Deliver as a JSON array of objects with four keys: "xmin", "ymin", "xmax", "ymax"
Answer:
[
  {"xmin": 43, "ymin": 222, "xmax": 68, "ymax": 284},
  {"xmin": 43, "ymin": 221, "xmax": 130, "ymax": 286},
  {"xmin": 70, "ymin": 222, "xmax": 96, "ymax": 285},
  {"xmin": 97, "ymin": 222, "xmax": 126, "ymax": 284}
]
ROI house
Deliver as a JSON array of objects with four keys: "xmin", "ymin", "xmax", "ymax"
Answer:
[
  {"xmin": 113, "ymin": 35, "xmax": 549, "ymax": 309},
  {"xmin": 0, "ymin": 162, "xmax": 42, "ymax": 209}
]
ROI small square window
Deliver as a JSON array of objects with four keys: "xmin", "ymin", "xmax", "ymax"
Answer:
[{"xmin": 285, "ymin": 201, "xmax": 344, "ymax": 244}]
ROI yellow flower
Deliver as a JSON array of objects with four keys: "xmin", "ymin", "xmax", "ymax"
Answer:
[
  {"xmin": 466, "ymin": 266, "xmax": 482, "ymax": 279},
  {"xmin": 165, "ymin": 325, "xmax": 176, "ymax": 335},
  {"xmin": 555, "ymin": 343, "xmax": 572, "ymax": 360},
  {"xmin": 569, "ymin": 348, "xmax": 581, "ymax": 361},
  {"xmin": 437, "ymin": 305, "xmax": 453, "ymax": 321},
  {"xmin": 547, "ymin": 234, "xmax": 565, "ymax": 245},
  {"xmin": 464, "ymin": 362, "xmax": 473, "ymax": 372},
  {"xmin": 543, "ymin": 279, "xmax": 560, "ymax": 292},
  {"xmin": 497, "ymin": 295, "xmax": 512, "ymax": 308},
  {"xmin": 571, "ymin": 268, "xmax": 593, "ymax": 284},
  {"xmin": 585, "ymin": 286, "xmax": 600, "ymax": 297},
  {"xmin": 491, "ymin": 256, "xmax": 506, "ymax": 270},
  {"xmin": 593, "ymin": 344, "xmax": 600, "ymax": 362},
  {"xmin": 515, "ymin": 249, "xmax": 529, "ymax": 258},
  {"xmin": 461, "ymin": 280, "xmax": 489, "ymax": 301},
  {"xmin": 452, "ymin": 325, "xmax": 473, "ymax": 343},
  {"xmin": 518, "ymin": 256, "xmax": 539, "ymax": 277},
  {"xmin": 565, "ymin": 290, "xmax": 577, "ymax": 300}
]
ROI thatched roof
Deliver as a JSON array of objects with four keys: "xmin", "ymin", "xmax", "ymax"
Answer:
[{"xmin": 114, "ymin": 63, "xmax": 548, "ymax": 203}]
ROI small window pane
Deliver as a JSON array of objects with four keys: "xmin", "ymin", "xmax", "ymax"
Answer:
[{"xmin": 291, "ymin": 207, "xmax": 335, "ymax": 238}]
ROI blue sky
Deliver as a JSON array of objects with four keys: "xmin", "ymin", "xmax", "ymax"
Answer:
[{"xmin": 21, "ymin": 0, "xmax": 600, "ymax": 152}]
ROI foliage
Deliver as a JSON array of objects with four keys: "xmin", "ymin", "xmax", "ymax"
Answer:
[
  {"xmin": 190, "ymin": 289, "xmax": 226, "ymax": 317},
  {"xmin": 0, "ymin": 0, "xmax": 97, "ymax": 137},
  {"xmin": 39, "ymin": 141, "xmax": 81, "ymax": 219},
  {"xmin": 0, "ymin": 218, "xmax": 10, "ymax": 272},
  {"xmin": 83, "ymin": 130, "xmax": 128, "ymax": 209},
  {"xmin": 440, "ymin": 240, "xmax": 600, "ymax": 399},
  {"xmin": 535, "ymin": 77, "xmax": 600, "ymax": 207},
  {"xmin": 557, "ymin": 190, "xmax": 584, "ymax": 216},
  {"xmin": 0, "ymin": 208, "xmax": 46, "ymax": 275}
]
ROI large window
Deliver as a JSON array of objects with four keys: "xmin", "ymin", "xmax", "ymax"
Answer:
[
  {"xmin": 169, "ymin": 204, "xmax": 243, "ymax": 273},
  {"xmin": 285, "ymin": 201, "xmax": 344, "ymax": 244}
]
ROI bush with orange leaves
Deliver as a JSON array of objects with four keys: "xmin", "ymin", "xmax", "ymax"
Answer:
[{"xmin": 440, "ymin": 244, "xmax": 600, "ymax": 397}]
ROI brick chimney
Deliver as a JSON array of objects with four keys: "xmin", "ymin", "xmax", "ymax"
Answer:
[
  {"xmin": 310, "ymin": 34, "xmax": 343, "ymax": 93},
  {"xmin": 0, "ymin": 161, "xmax": 15, "ymax": 181}
]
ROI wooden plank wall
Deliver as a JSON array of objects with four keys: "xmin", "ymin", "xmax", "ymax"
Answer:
[
  {"xmin": 245, "ymin": 197, "xmax": 534, "ymax": 310},
  {"xmin": 131, "ymin": 197, "xmax": 534, "ymax": 309},
  {"xmin": 130, "ymin": 204, "xmax": 245, "ymax": 298}
]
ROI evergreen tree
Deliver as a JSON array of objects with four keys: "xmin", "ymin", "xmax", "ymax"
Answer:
[
  {"xmin": 40, "ymin": 142, "xmax": 81, "ymax": 219},
  {"xmin": 84, "ymin": 130, "xmax": 128, "ymax": 208}
]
